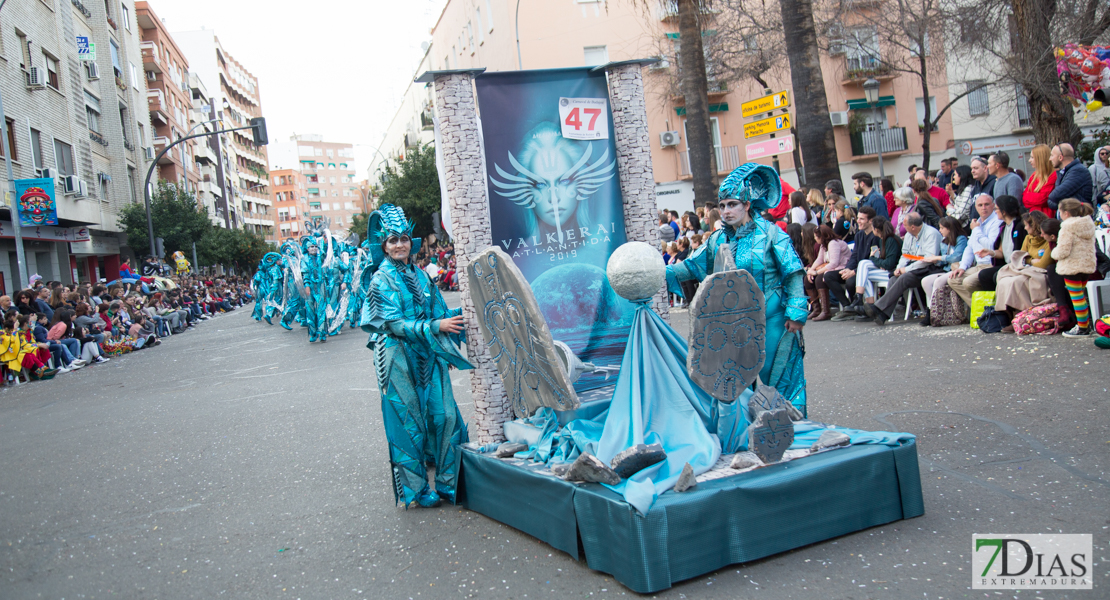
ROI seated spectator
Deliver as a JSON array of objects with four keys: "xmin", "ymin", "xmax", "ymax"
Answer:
[
  {"xmin": 914, "ymin": 169, "xmax": 950, "ymax": 209},
  {"xmin": 828, "ymin": 206, "xmax": 879, "ymax": 320},
  {"xmin": 424, "ymin": 257, "xmax": 443, "ymax": 286},
  {"xmin": 948, "ymin": 194, "xmax": 1003, "ymax": 307},
  {"xmin": 993, "ymin": 213, "xmax": 1055, "ymax": 325},
  {"xmin": 910, "ymin": 178, "xmax": 945, "ymax": 227},
  {"xmin": 868, "ymin": 213, "xmax": 943, "ymax": 325},
  {"xmin": 658, "ymin": 215, "xmax": 676, "ymax": 243},
  {"xmin": 37, "ymin": 312, "xmax": 84, "ymax": 370},
  {"xmin": 690, "ymin": 233, "xmax": 704, "ymax": 251},
  {"xmin": 73, "ymin": 302, "xmax": 108, "ymax": 346},
  {"xmin": 1051, "ymin": 199, "xmax": 1098, "ymax": 337},
  {"xmin": 805, "ymin": 224, "xmax": 850, "ymax": 321},
  {"xmin": 972, "ymin": 195, "xmax": 1028, "ymax": 292},
  {"xmin": 1, "ymin": 315, "xmax": 58, "ymax": 380},
  {"xmin": 788, "ymin": 191, "xmax": 819, "ymax": 226},
  {"xmin": 15, "ymin": 290, "xmax": 39, "ymax": 315},
  {"xmin": 851, "ymin": 217, "xmax": 901, "ymax": 320}
]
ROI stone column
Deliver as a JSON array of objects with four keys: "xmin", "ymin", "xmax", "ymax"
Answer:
[
  {"xmin": 433, "ymin": 73, "xmax": 510, "ymax": 445},
  {"xmin": 605, "ymin": 63, "xmax": 670, "ymax": 321}
]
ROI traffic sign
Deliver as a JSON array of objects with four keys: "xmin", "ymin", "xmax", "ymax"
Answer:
[
  {"xmin": 746, "ymin": 135, "xmax": 795, "ymax": 160},
  {"xmin": 741, "ymin": 90, "xmax": 790, "ymax": 118},
  {"xmin": 744, "ymin": 113, "xmax": 791, "ymax": 139}
]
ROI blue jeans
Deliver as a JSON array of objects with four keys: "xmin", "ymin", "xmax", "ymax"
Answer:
[
  {"xmin": 59, "ymin": 337, "xmax": 80, "ymax": 359},
  {"xmin": 49, "ymin": 342, "xmax": 75, "ymax": 367}
]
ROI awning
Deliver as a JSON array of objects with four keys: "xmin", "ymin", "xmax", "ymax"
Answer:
[
  {"xmin": 675, "ymin": 103, "xmax": 728, "ymax": 116},
  {"xmin": 847, "ymin": 95, "xmax": 896, "ymax": 110}
]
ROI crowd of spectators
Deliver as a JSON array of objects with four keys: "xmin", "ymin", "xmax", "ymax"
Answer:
[
  {"xmin": 0, "ymin": 261, "xmax": 253, "ymax": 383},
  {"xmin": 416, "ymin": 234, "xmax": 458, "ymax": 292},
  {"xmin": 659, "ymin": 143, "xmax": 1110, "ymax": 341}
]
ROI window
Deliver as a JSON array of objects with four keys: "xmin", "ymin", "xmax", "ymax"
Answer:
[
  {"xmin": 137, "ymin": 122, "xmax": 145, "ymax": 146},
  {"xmin": 0, "ymin": 117, "xmax": 16, "ymax": 161},
  {"xmin": 1016, "ymin": 85, "xmax": 1031, "ymax": 128},
  {"xmin": 485, "ymin": 0, "xmax": 494, "ymax": 31},
  {"xmin": 120, "ymin": 3, "xmax": 131, "ymax": 30},
  {"xmin": 16, "ymin": 31, "xmax": 29, "ymax": 69},
  {"xmin": 476, "ymin": 8, "xmax": 484, "ymax": 43},
  {"xmin": 43, "ymin": 53, "xmax": 59, "ymax": 89},
  {"xmin": 584, "ymin": 45, "xmax": 609, "ymax": 66},
  {"xmin": 54, "ymin": 139, "xmax": 75, "ymax": 176},
  {"xmin": 332, "ymin": 190, "xmax": 338, "ymax": 197},
  {"xmin": 910, "ymin": 31, "xmax": 930, "ymax": 57},
  {"xmin": 344, "ymin": 201, "xmax": 354, "ymax": 210},
  {"xmin": 30, "ymin": 129, "xmax": 43, "ymax": 173},
  {"xmin": 845, "ymin": 27, "xmax": 880, "ymax": 71},
  {"xmin": 450, "ymin": 49, "xmax": 456, "ymax": 68},
  {"xmin": 467, "ymin": 21, "xmax": 475, "ymax": 50},
  {"xmin": 119, "ymin": 105, "xmax": 130, "ymax": 145},
  {"xmin": 85, "ymin": 92, "xmax": 102, "ymax": 133},
  {"xmin": 444, "ymin": 55, "xmax": 450, "ymax": 71},
  {"xmin": 915, "ymin": 96, "xmax": 938, "ymax": 131},
  {"xmin": 110, "ymin": 40, "xmax": 121, "ymax": 76},
  {"xmin": 128, "ymin": 167, "xmax": 137, "ymax": 204},
  {"xmin": 329, "ymin": 176, "xmax": 336, "ymax": 184},
  {"xmin": 129, "ymin": 62, "xmax": 138, "ymax": 88},
  {"xmin": 326, "ymin": 148, "xmax": 334, "ymax": 157},
  {"xmin": 967, "ymin": 80, "xmax": 989, "ymax": 117}
]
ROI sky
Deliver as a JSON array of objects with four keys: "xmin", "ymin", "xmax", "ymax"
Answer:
[{"xmin": 152, "ymin": 0, "xmax": 448, "ymax": 180}]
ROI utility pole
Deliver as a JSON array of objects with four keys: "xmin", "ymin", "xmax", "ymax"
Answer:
[{"xmin": 0, "ymin": 0, "xmax": 28, "ymax": 289}]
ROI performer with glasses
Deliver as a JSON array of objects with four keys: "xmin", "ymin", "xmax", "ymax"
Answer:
[{"xmin": 361, "ymin": 204, "xmax": 473, "ymax": 508}]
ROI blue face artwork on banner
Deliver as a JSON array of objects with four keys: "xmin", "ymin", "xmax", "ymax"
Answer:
[
  {"xmin": 476, "ymin": 68, "xmax": 636, "ymax": 391},
  {"xmin": 14, "ymin": 178, "xmax": 59, "ymax": 227}
]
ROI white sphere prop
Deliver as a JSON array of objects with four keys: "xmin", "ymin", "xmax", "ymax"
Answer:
[{"xmin": 607, "ymin": 241, "xmax": 666, "ymax": 302}]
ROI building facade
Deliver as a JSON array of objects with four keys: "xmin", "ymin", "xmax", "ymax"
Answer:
[
  {"xmin": 135, "ymin": 1, "xmax": 198, "ymax": 195},
  {"xmin": 172, "ymin": 28, "xmax": 272, "ymax": 239},
  {"xmin": 287, "ymin": 135, "xmax": 358, "ymax": 236},
  {"xmin": 0, "ymin": 0, "xmax": 154, "ymax": 291},
  {"xmin": 270, "ymin": 168, "xmax": 306, "ymax": 242}
]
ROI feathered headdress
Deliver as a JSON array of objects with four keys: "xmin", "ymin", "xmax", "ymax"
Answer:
[
  {"xmin": 366, "ymin": 204, "xmax": 422, "ymax": 269},
  {"xmin": 718, "ymin": 163, "xmax": 782, "ymax": 212}
]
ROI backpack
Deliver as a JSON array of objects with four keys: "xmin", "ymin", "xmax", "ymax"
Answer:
[
  {"xmin": 1013, "ymin": 303, "xmax": 1060, "ymax": 336},
  {"xmin": 1095, "ymin": 315, "xmax": 1110, "ymax": 337},
  {"xmin": 976, "ymin": 306, "xmax": 1011, "ymax": 333}
]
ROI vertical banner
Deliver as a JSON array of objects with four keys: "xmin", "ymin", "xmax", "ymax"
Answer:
[
  {"xmin": 15, "ymin": 178, "xmax": 59, "ymax": 226},
  {"xmin": 476, "ymin": 68, "xmax": 634, "ymax": 391}
]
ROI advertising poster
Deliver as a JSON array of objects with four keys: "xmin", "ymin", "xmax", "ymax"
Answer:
[
  {"xmin": 15, "ymin": 178, "xmax": 59, "ymax": 227},
  {"xmin": 475, "ymin": 68, "xmax": 635, "ymax": 391}
]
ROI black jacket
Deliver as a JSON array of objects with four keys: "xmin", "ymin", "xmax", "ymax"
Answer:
[
  {"xmin": 845, "ymin": 230, "xmax": 879, "ymax": 271},
  {"xmin": 991, "ymin": 218, "xmax": 1028, "ymax": 267}
]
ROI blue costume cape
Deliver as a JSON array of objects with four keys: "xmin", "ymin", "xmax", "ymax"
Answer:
[{"xmin": 301, "ymin": 249, "xmax": 327, "ymax": 342}]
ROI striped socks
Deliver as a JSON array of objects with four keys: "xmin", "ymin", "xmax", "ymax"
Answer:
[{"xmin": 1065, "ymin": 279, "xmax": 1089, "ymax": 329}]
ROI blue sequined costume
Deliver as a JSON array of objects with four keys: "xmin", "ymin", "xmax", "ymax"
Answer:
[
  {"xmin": 361, "ymin": 204, "xmax": 473, "ymax": 508},
  {"xmin": 666, "ymin": 164, "xmax": 808, "ymax": 445},
  {"xmin": 280, "ymin": 241, "xmax": 306, "ymax": 330},
  {"xmin": 262, "ymin": 252, "xmax": 285, "ymax": 324},
  {"xmin": 301, "ymin": 240, "xmax": 328, "ymax": 343}
]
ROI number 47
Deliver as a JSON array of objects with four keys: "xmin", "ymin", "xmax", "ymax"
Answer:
[{"xmin": 565, "ymin": 107, "xmax": 601, "ymax": 131}]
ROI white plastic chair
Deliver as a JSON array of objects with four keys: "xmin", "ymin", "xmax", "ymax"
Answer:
[
  {"xmin": 1090, "ymin": 229, "xmax": 1110, "ymax": 321},
  {"xmin": 874, "ymin": 280, "xmax": 925, "ymax": 321}
]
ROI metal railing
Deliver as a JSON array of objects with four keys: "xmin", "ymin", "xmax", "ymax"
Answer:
[
  {"xmin": 850, "ymin": 127, "xmax": 908, "ymax": 156},
  {"xmin": 679, "ymin": 145, "xmax": 741, "ymax": 176}
]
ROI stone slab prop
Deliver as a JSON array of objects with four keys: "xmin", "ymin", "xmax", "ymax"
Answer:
[
  {"xmin": 729, "ymin": 452, "xmax": 763, "ymax": 470},
  {"xmin": 810, "ymin": 431, "xmax": 851, "ymax": 453},
  {"xmin": 467, "ymin": 247, "xmax": 580, "ymax": 419},
  {"xmin": 609, "ymin": 443, "xmax": 667, "ymax": 478},
  {"xmin": 564, "ymin": 453, "xmax": 621, "ymax": 485},
  {"xmin": 493, "ymin": 442, "xmax": 529, "ymax": 458},
  {"xmin": 687, "ymin": 269, "xmax": 767, "ymax": 403},
  {"xmin": 748, "ymin": 408, "xmax": 794, "ymax": 464},
  {"xmin": 748, "ymin": 383, "xmax": 804, "ymax": 422},
  {"xmin": 674, "ymin": 462, "xmax": 697, "ymax": 492}
]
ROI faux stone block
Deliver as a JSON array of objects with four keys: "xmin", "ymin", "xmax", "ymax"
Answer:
[
  {"xmin": 609, "ymin": 443, "xmax": 667, "ymax": 478},
  {"xmin": 564, "ymin": 453, "xmax": 621, "ymax": 485},
  {"xmin": 747, "ymin": 408, "xmax": 794, "ymax": 464},
  {"xmin": 674, "ymin": 462, "xmax": 697, "ymax": 492},
  {"xmin": 729, "ymin": 452, "xmax": 763, "ymax": 470},
  {"xmin": 809, "ymin": 431, "xmax": 851, "ymax": 453},
  {"xmin": 494, "ymin": 442, "xmax": 528, "ymax": 458}
]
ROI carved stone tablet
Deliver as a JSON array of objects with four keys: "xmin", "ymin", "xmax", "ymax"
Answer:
[
  {"xmin": 687, "ymin": 270, "xmax": 767, "ymax": 403},
  {"xmin": 467, "ymin": 247, "xmax": 579, "ymax": 418},
  {"xmin": 748, "ymin": 408, "xmax": 794, "ymax": 464},
  {"xmin": 748, "ymin": 383, "xmax": 804, "ymax": 423}
]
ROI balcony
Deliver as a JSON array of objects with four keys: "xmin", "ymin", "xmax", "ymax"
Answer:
[
  {"xmin": 148, "ymin": 89, "xmax": 168, "ymax": 124},
  {"xmin": 841, "ymin": 59, "xmax": 895, "ymax": 84},
  {"xmin": 194, "ymin": 143, "xmax": 216, "ymax": 165},
  {"xmin": 850, "ymin": 127, "xmax": 908, "ymax": 157},
  {"xmin": 679, "ymin": 145, "xmax": 741, "ymax": 177},
  {"xmin": 140, "ymin": 41, "xmax": 163, "ymax": 73}
]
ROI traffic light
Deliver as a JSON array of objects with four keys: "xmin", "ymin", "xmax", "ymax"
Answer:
[{"xmin": 250, "ymin": 117, "xmax": 268, "ymax": 146}]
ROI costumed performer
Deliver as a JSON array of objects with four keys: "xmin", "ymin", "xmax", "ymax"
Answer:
[
  {"xmin": 251, "ymin": 268, "xmax": 266, "ymax": 321},
  {"xmin": 300, "ymin": 238, "xmax": 328, "ymax": 343},
  {"xmin": 279, "ymin": 240, "xmax": 306, "ymax": 331},
  {"xmin": 360, "ymin": 204, "xmax": 473, "ymax": 508},
  {"xmin": 665, "ymin": 163, "xmax": 809, "ymax": 450}
]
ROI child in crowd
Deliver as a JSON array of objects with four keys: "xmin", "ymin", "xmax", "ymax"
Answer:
[{"xmin": 1052, "ymin": 199, "xmax": 1098, "ymax": 337}]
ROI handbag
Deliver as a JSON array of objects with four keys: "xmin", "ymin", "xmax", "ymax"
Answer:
[
  {"xmin": 929, "ymin": 283, "xmax": 970, "ymax": 326},
  {"xmin": 976, "ymin": 306, "xmax": 1011, "ymax": 333}
]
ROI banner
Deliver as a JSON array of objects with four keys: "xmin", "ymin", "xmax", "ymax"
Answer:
[
  {"xmin": 476, "ymin": 68, "xmax": 634, "ymax": 391},
  {"xmin": 15, "ymin": 178, "xmax": 59, "ymax": 226}
]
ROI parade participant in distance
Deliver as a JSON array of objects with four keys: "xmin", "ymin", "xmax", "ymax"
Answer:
[
  {"xmin": 300, "ymin": 239, "xmax": 327, "ymax": 343},
  {"xmin": 361, "ymin": 204, "xmax": 472, "ymax": 508}
]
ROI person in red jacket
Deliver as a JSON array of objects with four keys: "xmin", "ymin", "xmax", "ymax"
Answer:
[{"xmin": 1023, "ymin": 144, "xmax": 1057, "ymax": 216}]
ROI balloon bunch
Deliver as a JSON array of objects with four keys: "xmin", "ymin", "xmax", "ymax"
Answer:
[{"xmin": 1056, "ymin": 45, "xmax": 1110, "ymax": 113}]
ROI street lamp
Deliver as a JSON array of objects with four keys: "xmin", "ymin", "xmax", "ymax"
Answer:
[{"xmin": 862, "ymin": 77, "xmax": 884, "ymax": 179}]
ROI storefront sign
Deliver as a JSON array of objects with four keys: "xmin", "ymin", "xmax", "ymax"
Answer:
[
  {"xmin": 69, "ymin": 233, "xmax": 120, "ymax": 255},
  {"xmin": 0, "ymin": 222, "xmax": 90, "ymax": 242}
]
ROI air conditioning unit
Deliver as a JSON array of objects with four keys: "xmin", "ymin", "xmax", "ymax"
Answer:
[
  {"xmin": 85, "ymin": 62, "xmax": 100, "ymax": 80},
  {"xmin": 144, "ymin": 147, "xmax": 155, "ymax": 160},
  {"xmin": 830, "ymin": 111, "xmax": 850, "ymax": 127},
  {"xmin": 660, "ymin": 130, "xmax": 680, "ymax": 147},
  {"xmin": 76, "ymin": 180, "xmax": 89, "ymax": 198},
  {"xmin": 26, "ymin": 66, "xmax": 45, "ymax": 89},
  {"xmin": 828, "ymin": 39, "xmax": 846, "ymax": 56},
  {"xmin": 41, "ymin": 167, "xmax": 56, "ymax": 179},
  {"xmin": 180, "ymin": 78, "xmax": 189, "ymax": 92},
  {"xmin": 63, "ymin": 175, "xmax": 79, "ymax": 195},
  {"xmin": 147, "ymin": 70, "xmax": 157, "ymax": 81}
]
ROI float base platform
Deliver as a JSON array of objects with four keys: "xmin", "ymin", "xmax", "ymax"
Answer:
[{"xmin": 458, "ymin": 440, "xmax": 923, "ymax": 594}]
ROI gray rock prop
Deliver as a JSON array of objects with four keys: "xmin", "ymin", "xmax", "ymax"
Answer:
[
  {"xmin": 549, "ymin": 462, "xmax": 571, "ymax": 477},
  {"xmin": 729, "ymin": 452, "xmax": 763, "ymax": 470},
  {"xmin": 674, "ymin": 462, "xmax": 697, "ymax": 492},
  {"xmin": 467, "ymin": 247, "xmax": 579, "ymax": 418},
  {"xmin": 606, "ymin": 242, "xmax": 666, "ymax": 302},
  {"xmin": 563, "ymin": 453, "xmax": 621, "ymax": 485},
  {"xmin": 809, "ymin": 430, "xmax": 851, "ymax": 453},
  {"xmin": 687, "ymin": 270, "xmax": 767, "ymax": 403},
  {"xmin": 609, "ymin": 443, "xmax": 667, "ymax": 478},
  {"xmin": 747, "ymin": 408, "xmax": 795, "ymax": 464},
  {"xmin": 748, "ymin": 383, "xmax": 804, "ymax": 422},
  {"xmin": 494, "ymin": 442, "xmax": 529, "ymax": 458}
]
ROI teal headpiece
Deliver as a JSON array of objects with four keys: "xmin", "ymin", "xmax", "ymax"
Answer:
[
  {"xmin": 261, "ymin": 251, "xmax": 281, "ymax": 268},
  {"xmin": 718, "ymin": 163, "xmax": 782, "ymax": 212},
  {"xmin": 367, "ymin": 204, "xmax": 422, "ymax": 268}
]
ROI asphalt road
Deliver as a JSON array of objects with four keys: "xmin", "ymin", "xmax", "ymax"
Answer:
[{"xmin": 1, "ymin": 297, "xmax": 1106, "ymax": 600}]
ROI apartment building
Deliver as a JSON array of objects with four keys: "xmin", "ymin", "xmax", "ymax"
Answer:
[
  {"xmin": 135, "ymin": 2, "xmax": 198, "ymax": 195},
  {"xmin": 287, "ymin": 134, "xmax": 359, "ymax": 235},
  {"xmin": 0, "ymin": 0, "xmax": 153, "ymax": 291},
  {"xmin": 381, "ymin": 0, "xmax": 975, "ymax": 214},
  {"xmin": 172, "ymin": 28, "xmax": 273, "ymax": 239},
  {"xmin": 271, "ymin": 169, "xmax": 306, "ymax": 242},
  {"xmin": 182, "ymin": 72, "xmax": 225, "ymax": 225}
]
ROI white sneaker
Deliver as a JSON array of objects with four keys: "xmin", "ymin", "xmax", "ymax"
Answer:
[
  {"xmin": 94, "ymin": 355, "xmax": 110, "ymax": 363},
  {"xmin": 1062, "ymin": 325, "xmax": 1091, "ymax": 338},
  {"xmin": 57, "ymin": 365, "xmax": 72, "ymax": 374},
  {"xmin": 70, "ymin": 359, "xmax": 87, "ymax": 367}
]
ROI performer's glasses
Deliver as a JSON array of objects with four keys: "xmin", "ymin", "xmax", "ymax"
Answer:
[{"xmin": 386, "ymin": 235, "xmax": 412, "ymax": 245}]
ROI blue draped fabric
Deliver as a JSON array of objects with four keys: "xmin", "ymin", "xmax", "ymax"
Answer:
[{"xmin": 301, "ymin": 252, "xmax": 328, "ymax": 342}]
